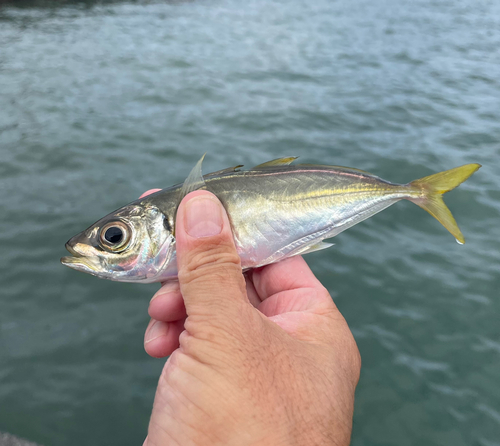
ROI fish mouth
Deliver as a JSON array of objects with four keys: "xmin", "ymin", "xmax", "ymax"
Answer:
[
  {"xmin": 64, "ymin": 242, "xmax": 81, "ymax": 257},
  {"xmin": 61, "ymin": 242, "xmax": 102, "ymax": 275}
]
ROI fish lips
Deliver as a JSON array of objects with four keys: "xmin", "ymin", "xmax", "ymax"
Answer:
[{"xmin": 61, "ymin": 240, "xmax": 102, "ymax": 276}]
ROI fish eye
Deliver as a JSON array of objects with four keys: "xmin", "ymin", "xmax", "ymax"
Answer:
[
  {"xmin": 104, "ymin": 226, "xmax": 123, "ymax": 244},
  {"xmin": 99, "ymin": 221, "xmax": 131, "ymax": 252}
]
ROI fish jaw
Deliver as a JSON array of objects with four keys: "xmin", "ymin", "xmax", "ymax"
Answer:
[
  {"xmin": 61, "ymin": 242, "xmax": 104, "ymax": 276},
  {"xmin": 60, "ymin": 254, "xmax": 104, "ymax": 277}
]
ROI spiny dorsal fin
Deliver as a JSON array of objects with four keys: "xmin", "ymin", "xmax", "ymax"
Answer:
[
  {"xmin": 205, "ymin": 165, "xmax": 244, "ymax": 178},
  {"xmin": 179, "ymin": 154, "xmax": 207, "ymax": 201},
  {"xmin": 253, "ymin": 157, "xmax": 298, "ymax": 169}
]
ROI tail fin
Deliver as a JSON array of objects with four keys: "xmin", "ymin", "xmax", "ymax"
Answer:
[{"xmin": 408, "ymin": 164, "xmax": 481, "ymax": 244}]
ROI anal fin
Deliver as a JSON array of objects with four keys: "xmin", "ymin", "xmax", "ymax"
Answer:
[{"xmin": 295, "ymin": 241, "xmax": 334, "ymax": 256}]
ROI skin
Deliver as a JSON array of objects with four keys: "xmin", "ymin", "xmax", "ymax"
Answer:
[{"xmin": 140, "ymin": 189, "xmax": 361, "ymax": 446}]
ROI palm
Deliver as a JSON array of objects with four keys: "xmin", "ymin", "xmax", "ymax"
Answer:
[
  {"xmin": 246, "ymin": 256, "xmax": 337, "ymax": 339},
  {"xmin": 145, "ymin": 255, "xmax": 336, "ymax": 358},
  {"xmin": 247, "ymin": 255, "xmax": 333, "ymax": 312}
]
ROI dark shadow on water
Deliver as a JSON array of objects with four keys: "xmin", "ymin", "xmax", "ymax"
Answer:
[{"xmin": 0, "ymin": 0, "xmax": 192, "ymax": 9}]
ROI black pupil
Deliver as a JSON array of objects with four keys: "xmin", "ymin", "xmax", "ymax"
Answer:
[{"xmin": 104, "ymin": 226, "xmax": 123, "ymax": 244}]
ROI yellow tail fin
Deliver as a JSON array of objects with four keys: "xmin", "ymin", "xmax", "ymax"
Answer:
[{"xmin": 409, "ymin": 164, "xmax": 481, "ymax": 244}]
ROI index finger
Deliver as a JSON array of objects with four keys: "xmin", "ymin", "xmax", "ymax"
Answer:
[{"xmin": 140, "ymin": 189, "xmax": 162, "ymax": 199}]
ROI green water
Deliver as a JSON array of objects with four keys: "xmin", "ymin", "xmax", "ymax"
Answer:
[{"xmin": 1, "ymin": 0, "xmax": 499, "ymax": 445}]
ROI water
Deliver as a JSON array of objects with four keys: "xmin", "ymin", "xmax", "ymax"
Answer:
[{"xmin": 0, "ymin": 0, "xmax": 499, "ymax": 444}]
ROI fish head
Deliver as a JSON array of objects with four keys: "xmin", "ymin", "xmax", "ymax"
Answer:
[{"xmin": 61, "ymin": 203, "xmax": 175, "ymax": 282}]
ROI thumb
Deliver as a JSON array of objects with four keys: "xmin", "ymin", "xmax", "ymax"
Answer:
[{"xmin": 175, "ymin": 190, "xmax": 248, "ymax": 317}]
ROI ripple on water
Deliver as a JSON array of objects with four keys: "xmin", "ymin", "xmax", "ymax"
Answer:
[{"xmin": 1, "ymin": 0, "xmax": 499, "ymax": 445}]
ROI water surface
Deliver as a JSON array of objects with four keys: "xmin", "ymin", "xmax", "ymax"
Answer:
[{"xmin": 1, "ymin": 0, "xmax": 499, "ymax": 445}]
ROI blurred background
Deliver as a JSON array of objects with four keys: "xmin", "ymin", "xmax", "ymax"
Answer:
[{"xmin": 0, "ymin": 0, "xmax": 499, "ymax": 445}]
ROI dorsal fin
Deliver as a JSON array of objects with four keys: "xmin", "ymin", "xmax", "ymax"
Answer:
[
  {"xmin": 205, "ymin": 165, "xmax": 244, "ymax": 178},
  {"xmin": 179, "ymin": 154, "xmax": 207, "ymax": 201},
  {"xmin": 253, "ymin": 157, "xmax": 298, "ymax": 169},
  {"xmin": 295, "ymin": 163, "xmax": 373, "ymax": 176}
]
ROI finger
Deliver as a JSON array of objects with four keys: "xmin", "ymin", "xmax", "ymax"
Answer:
[
  {"xmin": 175, "ymin": 191, "xmax": 248, "ymax": 317},
  {"xmin": 251, "ymin": 256, "xmax": 325, "ymax": 301},
  {"xmin": 139, "ymin": 188, "xmax": 162, "ymax": 199},
  {"xmin": 244, "ymin": 273, "xmax": 261, "ymax": 308},
  {"xmin": 144, "ymin": 318, "xmax": 185, "ymax": 358},
  {"xmin": 149, "ymin": 281, "xmax": 186, "ymax": 322}
]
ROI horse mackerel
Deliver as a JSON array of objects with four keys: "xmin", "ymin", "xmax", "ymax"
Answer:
[{"xmin": 61, "ymin": 157, "xmax": 481, "ymax": 283}]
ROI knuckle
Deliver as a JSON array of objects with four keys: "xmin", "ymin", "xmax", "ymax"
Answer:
[
  {"xmin": 350, "ymin": 338, "xmax": 362, "ymax": 376},
  {"xmin": 338, "ymin": 330, "xmax": 362, "ymax": 384},
  {"xmin": 317, "ymin": 286, "xmax": 335, "ymax": 306}
]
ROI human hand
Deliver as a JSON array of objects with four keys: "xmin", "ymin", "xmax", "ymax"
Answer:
[{"xmin": 141, "ymin": 189, "xmax": 361, "ymax": 446}]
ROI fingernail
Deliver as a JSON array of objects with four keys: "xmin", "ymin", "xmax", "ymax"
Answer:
[
  {"xmin": 145, "ymin": 320, "xmax": 169, "ymax": 344},
  {"xmin": 184, "ymin": 196, "xmax": 223, "ymax": 238}
]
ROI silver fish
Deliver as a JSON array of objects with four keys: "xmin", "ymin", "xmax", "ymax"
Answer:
[{"xmin": 61, "ymin": 156, "xmax": 480, "ymax": 283}]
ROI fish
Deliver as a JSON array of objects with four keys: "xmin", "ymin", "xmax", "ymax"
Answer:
[{"xmin": 61, "ymin": 156, "xmax": 481, "ymax": 283}]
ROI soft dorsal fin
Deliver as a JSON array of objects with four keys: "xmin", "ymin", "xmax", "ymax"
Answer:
[
  {"xmin": 205, "ymin": 165, "xmax": 244, "ymax": 178},
  {"xmin": 296, "ymin": 163, "xmax": 373, "ymax": 176},
  {"xmin": 253, "ymin": 157, "xmax": 298, "ymax": 169},
  {"xmin": 179, "ymin": 154, "xmax": 207, "ymax": 200}
]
